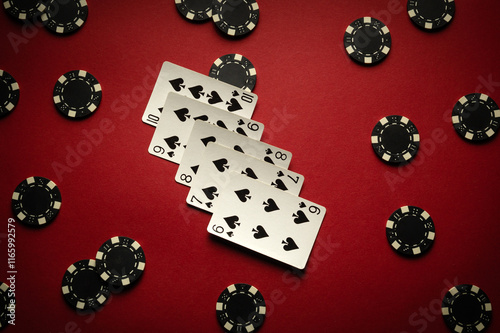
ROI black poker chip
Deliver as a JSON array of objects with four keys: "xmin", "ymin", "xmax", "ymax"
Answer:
[
  {"xmin": 2, "ymin": 0, "xmax": 44, "ymax": 20},
  {"xmin": 40, "ymin": 0, "xmax": 88, "ymax": 35},
  {"xmin": 452, "ymin": 93, "xmax": 500, "ymax": 142},
  {"xmin": 95, "ymin": 236, "xmax": 146, "ymax": 287},
  {"xmin": 175, "ymin": 0, "xmax": 213, "ymax": 21},
  {"xmin": 0, "ymin": 70, "xmax": 20, "ymax": 117},
  {"xmin": 371, "ymin": 115, "xmax": 420, "ymax": 163},
  {"xmin": 407, "ymin": 0, "xmax": 455, "ymax": 30},
  {"xmin": 53, "ymin": 70, "xmax": 102, "ymax": 119},
  {"xmin": 0, "ymin": 282, "xmax": 15, "ymax": 329},
  {"xmin": 212, "ymin": 0, "xmax": 259, "ymax": 37},
  {"xmin": 216, "ymin": 283, "xmax": 266, "ymax": 333},
  {"xmin": 209, "ymin": 54, "xmax": 257, "ymax": 92},
  {"xmin": 344, "ymin": 17, "xmax": 391, "ymax": 65},
  {"xmin": 442, "ymin": 284, "xmax": 492, "ymax": 332},
  {"xmin": 386, "ymin": 206, "xmax": 435, "ymax": 256},
  {"xmin": 11, "ymin": 176, "xmax": 62, "ymax": 227},
  {"xmin": 61, "ymin": 259, "xmax": 110, "ymax": 311}
]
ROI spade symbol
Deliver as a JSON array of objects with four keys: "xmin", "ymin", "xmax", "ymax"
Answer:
[
  {"xmin": 232, "ymin": 90, "xmax": 240, "ymax": 97},
  {"xmin": 200, "ymin": 136, "xmax": 216, "ymax": 147},
  {"xmin": 241, "ymin": 167, "xmax": 258, "ymax": 179},
  {"xmin": 233, "ymin": 145, "xmax": 245, "ymax": 153},
  {"xmin": 299, "ymin": 202, "xmax": 306, "ymax": 208},
  {"xmin": 212, "ymin": 158, "xmax": 229, "ymax": 172},
  {"xmin": 169, "ymin": 78, "xmax": 185, "ymax": 91},
  {"xmin": 216, "ymin": 120, "xmax": 227, "ymax": 129},
  {"xmin": 188, "ymin": 85, "xmax": 204, "ymax": 99},
  {"xmin": 167, "ymin": 151, "xmax": 175, "ymax": 158},
  {"xmin": 265, "ymin": 148, "xmax": 273, "ymax": 155},
  {"xmin": 263, "ymin": 198, "xmax": 280, "ymax": 212},
  {"xmin": 173, "ymin": 108, "xmax": 190, "ymax": 122},
  {"xmin": 282, "ymin": 237, "xmax": 299, "ymax": 251},
  {"xmin": 208, "ymin": 91, "xmax": 223, "ymax": 104},
  {"xmin": 277, "ymin": 171, "xmax": 285, "ymax": 177},
  {"xmin": 206, "ymin": 202, "xmax": 213, "ymax": 208},
  {"xmin": 272, "ymin": 179, "xmax": 288, "ymax": 191},
  {"xmin": 191, "ymin": 165, "xmax": 199, "ymax": 174},
  {"xmin": 236, "ymin": 127, "xmax": 248, "ymax": 136},
  {"xmin": 227, "ymin": 231, "xmax": 234, "ymax": 237},
  {"xmin": 237, "ymin": 119, "xmax": 245, "ymax": 125},
  {"xmin": 293, "ymin": 210, "xmax": 310, "ymax": 224},
  {"xmin": 224, "ymin": 216, "xmax": 240, "ymax": 229},
  {"xmin": 158, "ymin": 107, "xmax": 163, "ymax": 113},
  {"xmin": 227, "ymin": 98, "xmax": 243, "ymax": 112},
  {"xmin": 164, "ymin": 136, "xmax": 180, "ymax": 150},
  {"xmin": 202, "ymin": 186, "xmax": 218, "ymax": 200},
  {"xmin": 252, "ymin": 225, "xmax": 269, "ymax": 239},
  {"xmin": 234, "ymin": 189, "xmax": 251, "ymax": 202},
  {"xmin": 263, "ymin": 156, "xmax": 275, "ymax": 164}
]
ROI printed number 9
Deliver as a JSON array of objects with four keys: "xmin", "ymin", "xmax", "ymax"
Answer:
[
  {"xmin": 212, "ymin": 225, "xmax": 224, "ymax": 234},
  {"xmin": 153, "ymin": 146, "xmax": 165, "ymax": 154},
  {"xmin": 247, "ymin": 123, "xmax": 260, "ymax": 131},
  {"xmin": 309, "ymin": 206, "xmax": 321, "ymax": 215}
]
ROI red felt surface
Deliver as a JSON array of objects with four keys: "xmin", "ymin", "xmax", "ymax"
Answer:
[{"xmin": 1, "ymin": 0, "xmax": 500, "ymax": 332}]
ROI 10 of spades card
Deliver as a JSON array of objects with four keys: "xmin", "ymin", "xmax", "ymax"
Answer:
[{"xmin": 142, "ymin": 61, "xmax": 258, "ymax": 126}]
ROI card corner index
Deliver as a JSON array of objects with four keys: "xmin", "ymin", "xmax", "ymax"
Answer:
[
  {"xmin": 207, "ymin": 217, "xmax": 222, "ymax": 236},
  {"xmin": 174, "ymin": 168, "xmax": 187, "ymax": 185},
  {"xmin": 141, "ymin": 111, "xmax": 155, "ymax": 126}
]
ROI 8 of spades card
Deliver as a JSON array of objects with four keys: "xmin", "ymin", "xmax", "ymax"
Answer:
[{"xmin": 175, "ymin": 121, "xmax": 292, "ymax": 186}]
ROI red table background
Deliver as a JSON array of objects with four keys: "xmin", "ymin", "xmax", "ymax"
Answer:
[{"xmin": 1, "ymin": 1, "xmax": 500, "ymax": 332}]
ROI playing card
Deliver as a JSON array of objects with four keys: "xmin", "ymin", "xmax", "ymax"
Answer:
[
  {"xmin": 142, "ymin": 61, "xmax": 258, "ymax": 126},
  {"xmin": 149, "ymin": 93, "xmax": 264, "ymax": 164},
  {"xmin": 187, "ymin": 142, "xmax": 304, "ymax": 213},
  {"xmin": 207, "ymin": 172, "xmax": 326, "ymax": 270},
  {"xmin": 175, "ymin": 121, "xmax": 292, "ymax": 186}
]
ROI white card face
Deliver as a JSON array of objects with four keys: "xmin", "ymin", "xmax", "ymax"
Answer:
[
  {"xmin": 175, "ymin": 121, "xmax": 292, "ymax": 186},
  {"xmin": 207, "ymin": 172, "xmax": 326, "ymax": 270},
  {"xmin": 148, "ymin": 93, "xmax": 264, "ymax": 164},
  {"xmin": 142, "ymin": 61, "xmax": 258, "ymax": 126},
  {"xmin": 187, "ymin": 143, "xmax": 304, "ymax": 213}
]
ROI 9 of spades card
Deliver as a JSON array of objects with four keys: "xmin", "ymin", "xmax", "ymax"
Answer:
[
  {"xmin": 187, "ymin": 142, "xmax": 304, "ymax": 213},
  {"xmin": 208, "ymin": 172, "xmax": 326, "ymax": 270},
  {"xmin": 149, "ymin": 93, "xmax": 264, "ymax": 164},
  {"xmin": 175, "ymin": 121, "xmax": 292, "ymax": 186},
  {"xmin": 142, "ymin": 61, "xmax": 258, "ymax": 126}
]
